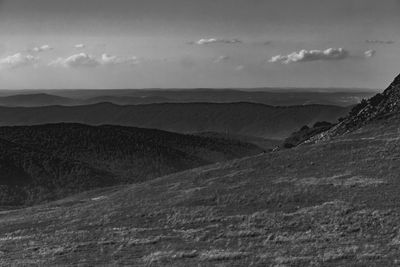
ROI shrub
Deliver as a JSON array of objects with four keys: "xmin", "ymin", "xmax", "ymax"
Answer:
[{"xmin": 349, "ymin": 99, "xmax": 368, "ymax": 116}]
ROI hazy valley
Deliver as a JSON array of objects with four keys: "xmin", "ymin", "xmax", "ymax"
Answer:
[{"xmin": 0, "ymin": 102, "xmax": 349, "ymax": 140}]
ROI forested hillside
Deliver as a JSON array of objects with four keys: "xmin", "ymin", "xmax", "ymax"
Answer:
[{"xmin": 0, "ymin": 123, "xmax": 262, "ymax": 206}]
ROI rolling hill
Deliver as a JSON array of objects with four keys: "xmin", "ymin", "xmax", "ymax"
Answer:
[
  {"xmin": 79, "ymin": 89, "xmax": 374, "ymax": 107},
  {"xmin": 0, "ymin": 88, "xmax": 375, "ymax": 107},
  {"xmin": 0, "ymin": 75, "xmax": 398, "ymax": 265},
  {"xmin": 0, "ymin": 102, "xmax": 350, "ymax": 139},
  {"xmin": 82, "ymin": 95, "xmax": 171, "ymax": 105},
  {"xmin": 0, "ymin": 123, "xmax": 263, "ymax": 207},
  {"xmin": 0, "ymin": 93, "xmax": 75, "ymax": 107}
]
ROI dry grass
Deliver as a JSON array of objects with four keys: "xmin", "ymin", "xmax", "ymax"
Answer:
[{"xmin": 275, "ymin": 173, "xmax": 386, "ymax": 187}]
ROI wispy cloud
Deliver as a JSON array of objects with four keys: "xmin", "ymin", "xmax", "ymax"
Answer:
[
  {"xmin": 364, "ymin": 49, "xmax": 376, "ymax": 58},
  {"xmin": 191, "ymin": 38, "xmax": 242, "ymax": 45},
  {"xmin": 213, "ymin": 55, "xmax": 230, "ymax": 63},
  {"xmin": 50, "ymin": 53, "xmax": 100, "ymax": 68},
  {"xmin": 0, "ymin": 53, "xmax": 38, "ymax": 69},
  {"xmin": 366, "ymin": 39, "xmax": 395, "ymax": 44},
  {"xmin": 101, "ymin": 54, "xmax": 140, "ymax": 66},
  {"xmin": 269, "ymin": 48, "xmax": 349, "ymax": 64},
  {"xmin": 32, "ymin": 45, "xmax": 53, "ymax": 53},
  {"xmin": 74, "ymin": 44, "xmax": 86, "ymax": 49},
  {"xmin": 235, "ymin": 65, "xmax": 244, "ymax": 71},
  {"xmin": 50, "ymin": 53, "xmax": 140, "ymax": 68}
]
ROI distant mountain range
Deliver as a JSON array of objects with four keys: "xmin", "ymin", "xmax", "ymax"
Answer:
[
  {"xmin": 0, "ymin": 123, "xmax": 263, "ymax": 206},
  {"xmin": 0, "ymin": 102, "xmax": 350, "ymax": 139},
  {"xmin": 82, "ymin": 95, "xmax": 171, "ymax": 105},
  {"xmin": 0, "ymin": 88, "xmax": 375, "ymax": 107},
  {"xmin": 0, "ymin": 93, "xmax": 74, "ymax": 107}
]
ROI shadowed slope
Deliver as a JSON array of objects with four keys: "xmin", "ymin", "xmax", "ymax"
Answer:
[{"xmin": 0, "ymin": 137, "xmax": 118, "ymax": 206}]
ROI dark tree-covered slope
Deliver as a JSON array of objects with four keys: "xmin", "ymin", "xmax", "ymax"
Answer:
[
  {"xmin": 0, "ymin": 123, "xmax": 262, "ymax": 206},
  {"xmin": 282, "ymin": 121, "xmax": 334, "ymax": 148},
  {"xmin": 0, "ymin": 137, "xmax": 118, "ymax": 206}
]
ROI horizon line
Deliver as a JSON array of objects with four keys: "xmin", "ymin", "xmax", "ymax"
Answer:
[{"xmin": 0, "ymin": 87, "xmax": 380, "ymax": 92}]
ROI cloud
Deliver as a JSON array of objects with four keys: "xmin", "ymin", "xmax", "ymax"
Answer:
[
  {"xmin": 0, "ymin": 53, "xmax": 38, "ymax": 69},
  {"xmin": 192, "ymin": 38, "xmax": 242, "ymax": 45},
  {"xmin": 213, "ymin": 55, "xmax": 230, "ymax": 63},
  {"xmin": 101, "ymin": 54, "xmax": 140, "ymax": 65},
  {"xmin": 364, "ymin": 49, "xmax": 376, "ymax": 58},
  {"xmin": 366, "ymin": 40, "xmax": 394, "ymax": 44},
  {"xmin": 269, "ymin": 48, "xmax": 349, "ymax": 64},
  {"xmin": 235, "ymin": 65, "xmax": 244, "ymax": 71},
  {"xmin": 50, "ymin": 53, "xmax": 100, "ymax": 68},
  {"xmin": 32, "ymin": 45, "xmax": 53, "ymax": 53},
  {"xmin": 50, "ymin": 53, "xmax": 140, "ymax": 68},
  {"xmin": 74, "ymin": 44, "xmax": 86, "ymax": 49}
]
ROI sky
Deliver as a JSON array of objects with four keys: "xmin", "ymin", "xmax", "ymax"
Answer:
[{"xmin": 0, "ymin": 0, "xmax": 399, "ymax": 89}]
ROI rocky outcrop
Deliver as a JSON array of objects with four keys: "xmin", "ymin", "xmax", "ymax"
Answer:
[{"xmin": 306, "ymin": 73, "xmax": 400, "ymax": 143}]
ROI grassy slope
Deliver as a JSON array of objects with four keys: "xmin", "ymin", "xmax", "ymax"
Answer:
[
  {"xmin": 0, "ymin": 114, "xmax": 399, "ymax": 265},
  {"xmin": 193, "ymin": 131, "xmax": 282, "ymax": 151}
]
